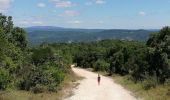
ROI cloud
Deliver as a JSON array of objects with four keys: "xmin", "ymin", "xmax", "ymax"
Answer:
[
  {"xmin": 85, "ymin": 0, "xmax": 106, "ymax": 6},
  {"xmin": 0, "ymin": 0, "xmax": 12, "ymax": 12},
  {"xmin": 85, "ymin": 2, "xmax": 93, "ymax": 6},
  {"xmin": 50, "ymin": 0, "xmax": 76, "ymax": 8},
  {"xmin": 18, "ymin": 20, "xmax": 44, "ymax": 26},
  {"xmin": 19, "ymin": 21, "xmax": 29, "ymax": 25},
  {"xmin": 59, "ymin": 10, "xmax": 79, "ymax": 17},
  {"xmin": 95, "ymin": 0, "xmax": 106, "ymax": 4},
  {"xmin": 67, "ymin": 20, "xmax": 82, "ymax": 24},
  {"xmin": 139, "ymin": 11, "xmax": 146, "ymax": 16},
  {"xmin": 37, "ymin": 3, "xmax": 46, "ymax": 8}
]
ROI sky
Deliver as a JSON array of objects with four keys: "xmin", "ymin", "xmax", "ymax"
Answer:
[{"xmin": 0, "ymin": 0, "xmax": 170, "ymax": 29}]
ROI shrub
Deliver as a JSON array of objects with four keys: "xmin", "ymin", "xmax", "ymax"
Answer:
[
  {"xmin": 48, "ymin": 83, "xmax": 58, "ymax": 92},
  {"xmin": 142, "ymin": 76, "xmax": 157, "ymax": 90},
  {"xmin": 31, "ymin": 84, "xmax": 46, "ymax": 94},
  {"xmin": 0, "ymin": 68, "xmax": 10, "ymax": 90},
  {"xmin": 52, "ymin": 70, "xmax": 65, "ymax": 85},
  {"xmin": 18, "ymin": 63, "xmax": 66, "ymax": 92}
]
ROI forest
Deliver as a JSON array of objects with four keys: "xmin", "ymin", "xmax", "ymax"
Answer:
[
  {"xmin": 0, "ymin": 13, "xmax": 170, "ymax": 96},
  {"xmin": 26, "ymin": 26, "xmax": 155, "ymax": 46}
]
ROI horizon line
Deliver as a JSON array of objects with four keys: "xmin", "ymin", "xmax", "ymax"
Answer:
[{"xmin": 22, "ymin": 25, "xmax": 161, "ymax": 30}]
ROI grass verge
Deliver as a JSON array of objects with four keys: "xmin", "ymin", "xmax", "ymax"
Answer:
[{"xmin": 112, "ymin": 75, "xmax": 170, "ymax": 100}]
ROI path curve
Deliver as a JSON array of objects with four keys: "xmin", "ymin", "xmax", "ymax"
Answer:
[{"xmin": 65, "ymin": 67, "xmax": 137, "ymax": 100}]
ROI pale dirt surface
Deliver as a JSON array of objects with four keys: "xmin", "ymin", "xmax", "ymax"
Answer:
[{"xmin": 65, "ymin": 67, "xmax": 137, "ymax": 100}]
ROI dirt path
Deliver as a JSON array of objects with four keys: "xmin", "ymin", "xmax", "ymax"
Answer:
[{"xmin": 65, "ymin": 67, "xmax": 137, "ymax": 100}]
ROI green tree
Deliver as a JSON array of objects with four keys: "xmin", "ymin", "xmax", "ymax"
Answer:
[
  {"xmin": 11, "ymin": 27, "xmax": 27, "ymax": 49},
  {"xmin": 93, "ymin": 59, "xmax": 110, "ymax": 71},
  {"xmin": 0, "ymin": 68, "xmax": 10, "ymax": 90}
]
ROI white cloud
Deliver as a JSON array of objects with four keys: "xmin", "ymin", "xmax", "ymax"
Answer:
[
  {"xmin": 50, "ymin": 0, "xmax": 76, "ymax": 8},
  {"xmin": 0, "ymin": 0, "xmax": 12, "ymax": 12},
  {"xmin": 85, "ymin": 2, "xmax": 93, "ymax": 6},
  {"xmin": 95, "ymin": 0, "xmax": 106, "ymax": 4},
  {"xmin": 139, "ymin": 11, "xmax": 146, "ymax": 16},
  {"xmin": 18, "ymin": 20, "xmax": 44, "ymax": 26},
  {"xmin": 59, "ymin": 10, "xmax": 79, "ymax": 17},
  {"xmin": 67, "ymin": 20, "xmax": 82, "ymax": 24},
  {"xmin": 18, "ymin": 21, "xmax": 29, "ymax": 25},
  {"xmin": 85, "ymin": 0, "xmax": 106, "ymax": 6},
  {"xmin": 37, "ymin": 3, "xmax": 46, "ymax": 8}
]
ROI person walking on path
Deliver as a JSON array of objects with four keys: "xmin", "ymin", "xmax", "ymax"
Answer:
[{"xmin": 97, "ymin": 74, "xmax": 101, "ymax": 85}]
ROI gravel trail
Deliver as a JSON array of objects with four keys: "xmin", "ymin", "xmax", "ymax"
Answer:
[{"xmin": 65, "ymin": 67, "xmax": 137, "ymax": 100}]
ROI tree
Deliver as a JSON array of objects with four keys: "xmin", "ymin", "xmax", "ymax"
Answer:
[
  {"xmin": 93, "ymin": 59, "xmax": 110, "ymax": 71},
  {"xmin": 11, "ymin": 27, "xmax": 27, "ymax": 49},
  {"xmin": 109, "ymin": 51, "xmax": 125, "ymax": 75},
  {"xmin": 146, "ymin": 26, "xmax": 170, "ymax": 83},
  {"xmin": 32, "ymin": 47, "xmax": 55, "ymax": 65}
]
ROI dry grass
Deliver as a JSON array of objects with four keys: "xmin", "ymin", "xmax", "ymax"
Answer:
[
  {"xmin": 61, "ymin": 70, "xmax": 82, "ymax": 99},
  {"xmin": 0, "ymin": 90, "xmax": 61, "ymax": 100},
  {"xmin": 112, "ymin": 75, "xmax": 170, "ymax": 100}
]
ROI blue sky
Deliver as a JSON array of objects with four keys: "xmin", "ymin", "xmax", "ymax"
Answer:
[{"xmin": 1, "ymin": 0, "xmax": 170, "ymax": 29}]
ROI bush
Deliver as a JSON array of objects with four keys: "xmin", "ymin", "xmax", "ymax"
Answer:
[
  {"xmin": 142, "ymin": 76, "xmax": 157, "ymax": 90},
  {"xmin": 0, "ymin": 68, "xmax": 10, "ymax": 90},
  {"xmin": 52, "ymin": 70, "xmax": 65, "ymax": 85},
  {"xmin": 48, "ymin": 83, "xmax": 58, "ymax": 92},
  {"xmin": 165, "ymin": 78, "xmax": 170, "ymax": 86},
  {"xmin": 18, "ymin": 62, "xmax": 66, "ymax": 92},
  {"xmin": 31, "ymin": 84, "xmax": 46, "ymax": 93}
]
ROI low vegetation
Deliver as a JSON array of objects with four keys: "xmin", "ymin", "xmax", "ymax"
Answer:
[{"xmin": 113, "ymin": 75, "xmax": 170, "ymax": 100}]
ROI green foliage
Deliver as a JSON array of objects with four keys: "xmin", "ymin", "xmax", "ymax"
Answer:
[
  {"xmin": 0, "ymin": 68, "xmax": 10, "ymax": 90},
  {"xmin": 18, "ymin": 51, "xmax": 66, "ymax": 92},
  {"xmin": 93, "ymin": 59, "xmax": 110, "ymax": 71},
  {"xmin": 11, "ymin": 27, "xmax": 27, "ymax": 49},
  {"xmin": 0, "ymin": 14, "xmax": 69, "ymax": 93},
  {"xmin": 0, "ymin": 14, "xmax": 27, "ymax": 90},
  {"xmin": 18, "ymin": 63, "xmax": 66, "ymax": 92},
  {"xmin": 110, "ymin": 51, "xmax": 125, "ymax": 75},
  {"xmin": 142, "ymin": 76, "xmax": 157, "ymax": 90},
  {"xmin": 31, "ymin": 84, "xmax": 46, "ymax": 93},
  {"xmin": 127, "ymin": 47, "xmax": 149, "ymax": 82},
  {"xmin": 146, "ymin": 27, "xmax": 170, "ymax": 83},
  {"xmin": 31, "ymin": 47, "xmax": 55, "ymax": 65}
]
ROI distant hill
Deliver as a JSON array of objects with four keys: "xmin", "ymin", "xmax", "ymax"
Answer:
[
  {"xmin": 25, "ymin": 26, "xmax": 158, "ymax": 46},
  {"xmin": 25, "ymin": 26, "xmax": 64, "ymax": 32}
]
